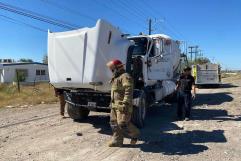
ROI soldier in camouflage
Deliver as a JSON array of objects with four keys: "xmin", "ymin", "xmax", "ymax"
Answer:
[{"xmin": 106, "ymin": 59, "xmax": 140, "ymax": 147}]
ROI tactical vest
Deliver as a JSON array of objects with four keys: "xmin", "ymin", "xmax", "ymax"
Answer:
[{"xmin": 111, "ymin": 72, "xmax": 133, "ymax": 112}]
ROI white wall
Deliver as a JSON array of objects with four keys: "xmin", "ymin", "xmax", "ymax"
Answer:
[
  {"xmin": 0, "ymin": 69, "xmax": 3, "ymax": 83},
  {"xmin": 1, "ymin": 64, "xmax": 49, "ymax": 83}
]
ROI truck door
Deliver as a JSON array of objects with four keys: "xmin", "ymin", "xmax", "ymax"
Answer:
[{"xmin": 147, "ymin": 39, "xmax": 173, "ymax": 80}]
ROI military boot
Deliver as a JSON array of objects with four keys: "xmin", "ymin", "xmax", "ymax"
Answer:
[
  {"xmin": 108, "ymin": 140, "xmax": 123, "ymax": 147},
  {"xmin": 109, "ymin": 123, "xmax": 123, "ymax": 147},
  {"xmin": 130, "ymin": 138, "xmax": 138, "ymax": 145}
]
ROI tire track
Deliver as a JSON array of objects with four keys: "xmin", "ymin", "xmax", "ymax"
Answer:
[{"xmin": 0, "ymin": 113, "xmax": 59, "ymax": 129}]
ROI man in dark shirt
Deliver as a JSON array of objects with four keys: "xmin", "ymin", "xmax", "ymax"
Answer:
[{"xmin": 176, "ymin": 67, "xmax": 196, "ymax": 121}]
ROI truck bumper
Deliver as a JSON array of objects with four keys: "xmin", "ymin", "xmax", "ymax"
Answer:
[{"xmin": 64, "ymin": 90, "xmax": 111, "ymax": 111}]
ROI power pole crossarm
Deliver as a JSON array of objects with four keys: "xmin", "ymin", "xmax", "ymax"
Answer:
[{"xmin": 188, "ymin": 46, "xmax": 199, "ymax": 63}]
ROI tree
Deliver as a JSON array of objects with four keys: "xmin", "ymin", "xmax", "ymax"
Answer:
[
  {"xmin": 18, "ymin": 58, "xmax": 34, "ymax": 63},
  {"xmin": 42, "ymin": 54, "xmax": 48, "ymax": 64},
  {"xmin": 195, "ymin": 57, "xmax": 210, "ymax": 65},
  {"xmin": 188, "ymin": 57, "xmax": 211, "ymax": 65}
]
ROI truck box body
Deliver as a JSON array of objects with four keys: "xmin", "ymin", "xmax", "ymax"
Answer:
[
  {"xmin": 48, "ymin": 19, "xmax": 131, "ymax": 91},
  {"xmin": 192, "ymin": 63, "xmax": 221, "ymax": 85}
]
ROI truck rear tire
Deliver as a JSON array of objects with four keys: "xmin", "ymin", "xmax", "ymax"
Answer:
[
  {"xmin": 132, "ymin": 90, "xmax": 147, "ymax": 128},
  {"xmin": 67, "ymin": 103, "xmax": 90, "ymax": 120}
]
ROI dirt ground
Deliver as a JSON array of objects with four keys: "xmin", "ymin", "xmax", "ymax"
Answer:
[{"xmin": 0, "ymin": 76, "xmax": 241, "ymax": 161}]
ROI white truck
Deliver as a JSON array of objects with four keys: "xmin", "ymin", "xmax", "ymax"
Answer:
[
  {"xmin": 192, "ymin": 63, "xmax": 221, "ymax": 87},
  {"xmin": 48, "ymin": 19, "xmax": 181, "ymax": 127}
]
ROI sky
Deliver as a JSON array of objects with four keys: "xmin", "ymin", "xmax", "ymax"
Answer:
[{"xmin": 0, "ymin": 0, "xmax": 240, "ymax": 70}]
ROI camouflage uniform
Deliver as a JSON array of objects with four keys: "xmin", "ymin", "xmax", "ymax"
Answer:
[{"xmin": 109, "ymin": 70, "xmax": 140, "ymax": 146}]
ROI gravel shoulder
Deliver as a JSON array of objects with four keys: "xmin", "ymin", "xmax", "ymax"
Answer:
[{"xmin": 0, "ymin": 76, "xmax": 241, "ymax": 161}]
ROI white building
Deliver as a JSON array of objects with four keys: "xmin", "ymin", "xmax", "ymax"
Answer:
[{"xmin": 0, "ymin": 62, "xmax": 49, "ymax": 83}]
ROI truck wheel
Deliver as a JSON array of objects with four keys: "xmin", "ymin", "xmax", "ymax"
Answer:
[
  {"xmin": 67, "ymin": 103, "xmax": 90, "ymax": 120},
  {"xmin": 132, "ymin": 90, "xmax": 147, "ymax": 128}
]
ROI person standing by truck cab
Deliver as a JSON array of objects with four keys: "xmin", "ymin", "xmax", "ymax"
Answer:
[
  {"xmin": 106, "ymin": 59, "xmax": 140, "ymax": 147},
  {"xmin": 54, "ymin": 88, "xmax": 66, "ymax": 118},
  {"xmin": 176, "ymin": 67, "xmax": 196, "ymax": 121}
]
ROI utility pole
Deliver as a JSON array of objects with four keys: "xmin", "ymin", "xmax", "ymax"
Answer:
[
  {"xmin": 194, "ymin": 46, "xmax": 199, "ymax": 61},
  {"xmin": 188, "ymin": 46, "xmax": 194, "ymax": 62},
  {"xmin": 198, "ymin": 49, "xmax": 203, "ymax": 59},
  {"xmin": 148, "ymin": 18, "xmax": 152, "ymax": 35},
  {"xmin": 188, "ymin": 45, "xmax": 198, "ymax": 62}
]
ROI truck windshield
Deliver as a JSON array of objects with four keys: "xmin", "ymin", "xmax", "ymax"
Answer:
[{"xmin": 128, "ymin": 37, "xmax": 148, "ymax": 56}]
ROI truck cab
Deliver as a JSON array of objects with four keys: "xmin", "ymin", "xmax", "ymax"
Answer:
[{"xmin": 48, "ymin": 19, "xmax": 182, "ymax": 128}]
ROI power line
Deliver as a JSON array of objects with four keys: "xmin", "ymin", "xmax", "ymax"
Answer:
[
  {"xmin": 136, "ymin": 0, "xmax": 186, "ymax": 40},
  {"xmin": 132, "ymin": 0, "xmax": 174, "ymax": 36},
  {"xmin": 93, "ymin": 0, "xmax": 132, "ymax": 22},
  {"xmin": 157, "ymin": 18, "xmax": 184, "ymax": 40},
  {"xmin": 93, "ymin": 0, "xmax": 144, "ymax": 33},
  {"xmin": 165, "ymin": 19, "xmax": 186, "ymax": 39},
  {"xmin": 115, "ymin": 0, "xmax": 156, "ymax": 34},
  {"xmin": 134, "ymin": 0, "xmax": 160, "ymax": 21},
  {"xmin": 155, "ymin": 21, "xmax": 180, "ymax": 39},
  {"xmin": 109, "ymin": 0, "xmax": 146, "ymax": 28},
  {"xmin": 151, "ymin": 18, "xmax": 171, "ymax": 35},
  {"xmin": 138, "ymin": 0, "xmax": 157, "ymax": 17},
  {"xmin": 42, "ymin": 0, "xmax": 138, "ymax": 34},
  {"xmin": 0, "ymin": 14, "xmax": 47, "ymax": 32},
  {"xmin": 120, "ymin": 0, "xmax": 147, "ymax": 19},
  {"xmin": 113, "ymin": 0, "xmax": 145, "ymax": 23},
  {"xmin": 0, "ymin": 1, "xmax": 79, "ymax": 30},
  {"xmin": 39, "ymin": 0, "xmax": 96, "ymax": 22}
]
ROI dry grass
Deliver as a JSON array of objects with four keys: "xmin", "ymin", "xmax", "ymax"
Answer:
[
  {"xmin": 222, "ymin": 73, "xmax": 241, "ymax": 83},
  {"xmin": 0, "ymin": 83, "xmax": 58, "ymax": 108},
  {"xmin": 222, "ymin": 72, "xmax": 241, "ymax": 78}
]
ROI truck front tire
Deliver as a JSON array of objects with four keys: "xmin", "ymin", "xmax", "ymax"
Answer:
[
  {"xmin": 132, "ymin": 90, "xmax": 147, "ymax": 128},
  {"xmin": 67, "ymin": 103, "xmax": 90, "ymax": 120}
]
